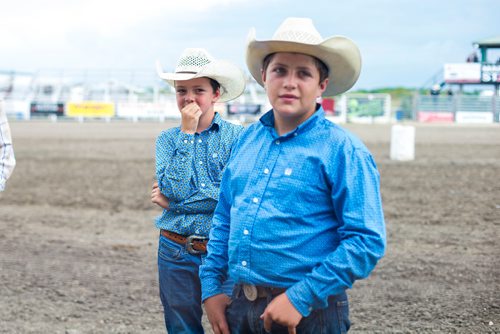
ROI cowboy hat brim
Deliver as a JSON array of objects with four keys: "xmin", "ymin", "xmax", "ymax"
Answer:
[
  {"xmin": 156, "ymin": 59, "xmax": 246, "ymax": 102},
  {"xmin": 246, "ymin": 31, "xmax": 361, "ymax": 97}
]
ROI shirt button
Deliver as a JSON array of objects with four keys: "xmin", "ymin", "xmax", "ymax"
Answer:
[
  {"xmin": 191, "ymin": 140, "xmax": 194, "ymax": 144},
  {"xmin": 183, "ymin": 139, "xmax": 188, "ymax": 143},
  {"xmin": 198, "ymin": 139, "xmax": 202, "ymax": 143},
  {"xmin": 243, "ymin": 229, "xmax": 249, "ymax": 235},
  {"xmin": 264, "ymin": 168, "xmax": 269, "ymax": 174},
  {"xmin": 252, "ymin": 197, "xmax": 259, "ymax": 204},
  {"xmin": 176, "ymin": 210, "xmax": 180, "ymax": 213},
  {"xmin": 199, "ymin": 161, "xmax": 203, "ymax": 165},
  {"xmin": 201, "ymin": 183, "xmax": 206, "ymax": 187},
  {"xmin": 308, "ymin": 306, "xmax": 313, "ymax": 312},
  {"xmin": 242, "ymin": 261, "xmax": 247, "ymax": 266},
  {"xmin": 294, "ymin": 133, "xmax": 298, "ymax": 137},
  {"xmin": 212, "ymin": 153, "xmax": 218, "ymax": 158},
  {"xmin": 275, "ymin": 140, "xmax": 281, "ymax": 145}
]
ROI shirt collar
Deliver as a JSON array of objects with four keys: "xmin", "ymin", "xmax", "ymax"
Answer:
[
  {"xmin": 259, "ymin": 103, "xmax": 325, "ymax": 138},
  {"xmin": 207, "ymin": 112, "xmax": 222, "ymax": 132}
]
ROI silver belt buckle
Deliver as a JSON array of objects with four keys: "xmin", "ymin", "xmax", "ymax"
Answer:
[
  {"xmin": 242, "ymin": 284, "xmax": 258, "ymax": 301},
  {"xmin": 185, "ymin": 235, "xmax": 207, "ymax": 255}
]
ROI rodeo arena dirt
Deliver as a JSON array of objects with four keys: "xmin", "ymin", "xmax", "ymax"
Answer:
[{"xmin": 0, "ymin": 118, "xmax": 499, "ymax": 334}]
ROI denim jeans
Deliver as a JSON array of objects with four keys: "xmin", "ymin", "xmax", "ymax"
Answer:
[
  {"xmin": 225, "ymin": 285, "xmax": 350, "ymax": 334},
  {"xmin": 158, "ymin": 234, "xmax": 233, "ymax": 334}
]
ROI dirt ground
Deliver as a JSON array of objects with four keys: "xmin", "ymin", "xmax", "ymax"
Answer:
[{"xmin": 1, "ymin": 119, "xmax": 499, "ymax": 334}]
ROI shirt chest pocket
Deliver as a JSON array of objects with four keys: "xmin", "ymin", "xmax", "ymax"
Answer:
[
  {"xmin": 267, "ymin": 161, "xmax": 329, "ymax": 211},
  {"xmin": 207, "ymin": 150, "xmax": 230, "ymax": 184}
]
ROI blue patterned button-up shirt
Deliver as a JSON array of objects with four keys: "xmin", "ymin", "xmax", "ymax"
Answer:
[
  {"xmin": 200, "ymin": 106, "xmax": 386, "ymax": 316},
  {"xmin": 155, "ymin": 112, "xmax": 243, "ymax": 237}
]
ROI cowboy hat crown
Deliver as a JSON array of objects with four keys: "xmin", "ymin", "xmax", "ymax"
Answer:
[
  {"xmin": 246, "ymin": 17, "xmax": 362, "ymax": 96},
  {"xmin": 157, "ymin": 48, "xmax": 245, "ymax": 102}
]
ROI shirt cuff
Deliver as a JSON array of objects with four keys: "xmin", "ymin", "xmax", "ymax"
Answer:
[
  {"xmin": 201, "ymin": 277, "xmax": 224, "ymax": 302},
  {"xmin": 179, "ymin": 133, "xmax": 195, "ymax": 144},
  {"xmin": 169, "ymin": 201, "xmax": 179, "ymax": 212},
  {"xmin": 286, "ymin": 281, "xmax": 317, "ymax": 317}
]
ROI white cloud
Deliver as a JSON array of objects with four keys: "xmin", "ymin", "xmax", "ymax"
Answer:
[{"xmin": 0, "ymin": 0, "xmax": 249, "ymax": 48}]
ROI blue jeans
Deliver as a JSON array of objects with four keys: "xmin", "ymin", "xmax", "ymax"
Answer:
[
  {"xmin": 225, "ymin": 285, "xmax": 350, "ymax": 334},
  {"xmin": 158, "ymin": 234, "xmax": 232, "ymax": 334}
]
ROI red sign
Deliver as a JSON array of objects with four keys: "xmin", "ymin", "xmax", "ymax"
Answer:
[{"xmin": 417, "ymin": 111, "xmax": 454, "ymax": 123}]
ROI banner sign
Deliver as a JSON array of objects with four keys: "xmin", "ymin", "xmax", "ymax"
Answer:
[
  {"xmin": 226, "ymin": 103, "xmax": 261, "ymax": 115},
  {"xmin": 30, "ymin": 102, "xmax": 64, "ymax": 116},
  {"xmin": 444, "ymin": 63, "xmax": 481, "ymax": 83},
  {"xmin": 481, "ymin": 64, "xmax": 500, "ymax": 83},
  {"xmin": 417, "ymin": 111, "xmax": 454, "ymax": 123},
  {"xmin": 66, "ymin": 102, "xmax": 115, "ymax": 117},
  {"xmin": 455, "ymin": 111, "xmax": 494, "ymax": 124},
  {"xmin": 445, "ymin": 63, "xmax": 500, "ymax": 84}
]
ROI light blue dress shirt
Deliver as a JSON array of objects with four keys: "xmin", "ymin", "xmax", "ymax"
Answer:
[
  {"xmin": 155, "ymin": 112, "xmax": 243, "ymax": 236},
  {"xmin": 200, "ymin": 106, "xmax": 386, "ymax": 316}
]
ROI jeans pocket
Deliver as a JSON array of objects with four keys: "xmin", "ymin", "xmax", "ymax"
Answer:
[
  {"xmin": 336, "ymin": 300, "xmax": 350, "ymax": 334},
  {"xmin": 158, "ymin": 236, "xmax": 182, "ymax": 261}
]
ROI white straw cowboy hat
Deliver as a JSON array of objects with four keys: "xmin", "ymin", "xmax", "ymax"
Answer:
[
  {"xmin": 246, "ymin": 17, "xmax": 361, "ymax": 96},
  {"xmin": 156, "ymin": 48, "xmax": 245, "ymax": 102}
]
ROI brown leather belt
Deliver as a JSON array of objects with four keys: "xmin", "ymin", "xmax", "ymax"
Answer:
[
  {"xmin": 160, "ymin": 230, "xmax": 208, "ymax": 255},
  {"xmin": 240, "ymin": 284, "xmax": 287, "ymax": 301}
]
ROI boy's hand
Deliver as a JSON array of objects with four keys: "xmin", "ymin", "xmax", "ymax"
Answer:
[
  {"xmin": 204, "ymin": 294, "xmax": 231, "ymax": 334},
  {"xmin": 260, "ymin": 293, "xmax": 302, "ymax": 334},
  {"xmin": 180, "ymin": 102, "xmax": 202, "ymax": 134},
  {"xmin": 151, "ymin": 182, "xmax": 170, "ymax": 210}
]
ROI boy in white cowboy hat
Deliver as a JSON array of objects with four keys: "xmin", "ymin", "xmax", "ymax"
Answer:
[
  {"xmin": 151, "ymin": 47, "xmax": 245, "ymax": 333},
  {"xmin": 200, "ymin": 18, "xmax": 386, "ymax": 333},
  {"xmin": 0, "ymin": 100, "xmax": 15, "ymax": 192}
]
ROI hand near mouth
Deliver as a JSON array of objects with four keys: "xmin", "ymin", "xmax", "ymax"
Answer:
[{"xmin": 180, "ymin": 102, "xmax": 202, "ymax": 134}]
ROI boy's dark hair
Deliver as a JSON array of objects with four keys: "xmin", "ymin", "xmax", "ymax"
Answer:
[
  {"xmin": 262, "ymin": 53, "xmax": 329, "ymax": 83},
  {"xmin": 208, "ymin": 78, "xmax": 221, "ymax": 94}
]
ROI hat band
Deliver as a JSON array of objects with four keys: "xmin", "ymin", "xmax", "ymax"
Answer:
[{"xmin": 175, "ymin": 71, "xmax": 197, "ymax": 74}]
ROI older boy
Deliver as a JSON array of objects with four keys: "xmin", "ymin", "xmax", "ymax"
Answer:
[{"xmin": 200, "ymin": 18, "xmax": 386, "ymax": 333}]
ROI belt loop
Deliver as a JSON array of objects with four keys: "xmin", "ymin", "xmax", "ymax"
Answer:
[
  {"xmin": 265, "ymin": 289, "xmax": 273, "ymax": 304},
  {"xmin": 234, "ymin": 284, "xmax": 242, "ymax": 298}
]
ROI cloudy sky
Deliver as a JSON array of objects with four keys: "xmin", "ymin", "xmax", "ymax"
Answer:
[{"xmin": 1, "ymin": 0, "xmax": 498, "ymax": 89}]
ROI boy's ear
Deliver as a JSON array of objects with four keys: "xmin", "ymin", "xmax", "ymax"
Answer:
[
  {"xmin": 318, "ymin": 78, "xmax": 329, "ymax": 95},
  {"xmin": 212, "ymin": 88, "xmax": 221, "ymax": 102},
  {"xmin": 261, "ymin": 69, "xmax": 267, "ymax": 84}
]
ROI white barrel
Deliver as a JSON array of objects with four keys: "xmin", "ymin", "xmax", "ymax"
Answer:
[{"xmin": 390, "ymin": 125, "xmax": 415, "ymax": 161}]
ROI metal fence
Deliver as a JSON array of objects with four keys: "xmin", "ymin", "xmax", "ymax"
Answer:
[{"xmin": 415, "ymin": 94, "xmax": 499, "ymax": 123}]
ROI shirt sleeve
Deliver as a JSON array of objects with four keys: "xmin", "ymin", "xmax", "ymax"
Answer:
[
  {"xmin": 199, "ymin": 153, "xmax": 235, "ymax": 301},
  {"xmin": 0, "ymin": 108, "xmax": 16, "ymax": 191},
  {"xmin": 286, "ymin": 148, "xmax": 386, "ymax": 316},
  {"xmin": 169, "ymin": 193, "xmax": 217, "ymax": 214},
  {"xmin": 155, "ymin": 130, "xmax": 198, "ymax": 202}
]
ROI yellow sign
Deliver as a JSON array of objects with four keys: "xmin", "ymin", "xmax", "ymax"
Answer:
[{"xmin": 67, "ymin": 102, "xmax": 115, "ymax": 117}]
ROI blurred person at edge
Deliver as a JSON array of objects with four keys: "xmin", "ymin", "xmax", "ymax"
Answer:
[
  {"xmin": 0, "ymin": 100, "xmax": 16, "ymax": 192},
  {"xmin": 200, "ymin": 18, "xmax": 386, "ymax": 334},
  {"xmin": 150, "ymin": 48, "xmax": 245, "ymax": 333}
]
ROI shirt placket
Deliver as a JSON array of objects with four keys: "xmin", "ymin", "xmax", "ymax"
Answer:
[{"xmin": 237, "ymin": 137, "xmax": 283, "ymax": 279}]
